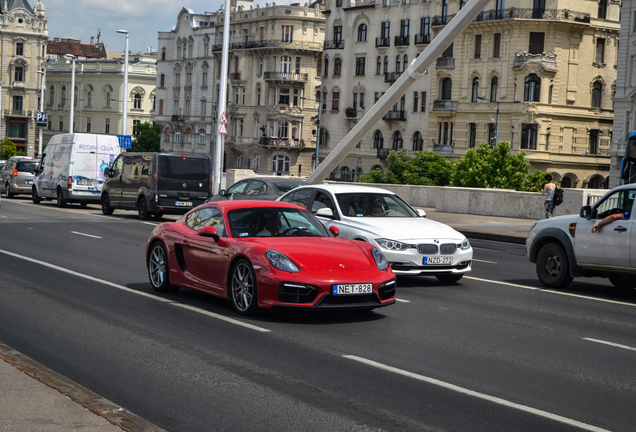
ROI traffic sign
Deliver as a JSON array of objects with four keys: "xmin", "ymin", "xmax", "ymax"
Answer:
[
  {"xmin": 218, "ymin": 123, "xmax": 227, "ymax": 135},
  {"xmin": 117, "ymin": 134, "xmax": 132, "ymax": 148},
  {"xmin": 36, "ymin": 111, "xmax": 48, "ymax": 127},
  {"xmin": 219, "ymin": 112, "xmax": 227, "ymax": 124}
]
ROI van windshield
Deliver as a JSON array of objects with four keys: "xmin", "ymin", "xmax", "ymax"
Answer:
[{"xmin": 158, "ymin": 156, "xmax": 209, "ymax": 181}]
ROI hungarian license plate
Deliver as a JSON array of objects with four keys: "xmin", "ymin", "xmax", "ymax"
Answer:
[
  {"xmin": 423, "ymin": 256, "xmax": 453, "ymax": 265},
  {"xmin": 332, "ymin": 283, "xmax": 372, "ymax": 295},
  {"xmin": 76, "ymin": 179, "xmax": 91, "ymax": 186},
  {"xmin": 175, "ymin": 201, "xmax": 193, "ymax": 207}
]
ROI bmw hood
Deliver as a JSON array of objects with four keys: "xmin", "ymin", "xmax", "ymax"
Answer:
[{"xmin": 343, "ymin": 217, "xmax": 465, "ymax": 242}]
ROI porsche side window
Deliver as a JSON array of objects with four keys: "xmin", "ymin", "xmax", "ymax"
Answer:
[{"xmin": 186, "ymin": 208, "xmax": 226, "ymax": 236}]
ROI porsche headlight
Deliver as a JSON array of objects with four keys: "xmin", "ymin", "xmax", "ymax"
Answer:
[
  {"xmin": 376, "ymin": 238, "xmax": 410, "ymax": 251},
  {"xmin": 265, "ymin": 249, "xmax": 299, "ymax": 272},
  {"xmin": 371, "ymin": 247, "xmax": 389, "ymax": 271},
  {"xmin": 457, "ymin": 238, "xmax": 471, "ymax": 250}
]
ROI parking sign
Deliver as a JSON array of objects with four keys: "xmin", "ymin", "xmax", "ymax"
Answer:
[{"xmin": 36, "ymin": 111, "xmax": 47, "ymax": 127}]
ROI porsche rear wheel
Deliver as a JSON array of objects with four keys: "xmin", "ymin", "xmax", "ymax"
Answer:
[
  {"xmin": 230, "ymin": 259, "xmax": 259, "ymax": 316},
  {"xmin": 148, "ymin": 242, "xmax": 179, "ymax": 293}
]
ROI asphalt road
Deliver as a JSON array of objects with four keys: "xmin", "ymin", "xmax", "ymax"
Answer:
[{"xmin": 0, "ymin": 197, "xmax": 635, "ymax": 432}]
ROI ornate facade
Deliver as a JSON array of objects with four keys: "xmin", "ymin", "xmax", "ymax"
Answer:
[{"xmin": 0, "ymin": 0, "xmax": 48, "ymax": 156}]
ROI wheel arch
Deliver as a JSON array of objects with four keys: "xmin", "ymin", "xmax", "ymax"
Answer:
[
  {"xmin": 226, "ymin": 254, "xmax": 254, "ymax": 298},
  {"xmin": 529, "ymin": 228, "xmax": 579, "ymax": 273}
]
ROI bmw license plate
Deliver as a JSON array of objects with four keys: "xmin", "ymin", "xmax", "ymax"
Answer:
[
  {"xmin": 175, "ymin": 201, "xmax": 193, "ymax": 207},
  {"xmin": 333, "ymin": 283, "xmax": 372, "ymax": 295},
  {"xmin": 423, "ymin": 256, "xmax": 453, "ymax": 265}
]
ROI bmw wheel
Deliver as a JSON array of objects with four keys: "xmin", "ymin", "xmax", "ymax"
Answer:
[
  {"xmin": 148, "ymin": 242, "xmax": 179, "ymax": 293},
  {"xmin": 230, "ymin": 259, "xmax": 259, "ymax": 316},
  {"xmin": 536, "ymin": 243, "xmax": 573, "ymax": 289}
]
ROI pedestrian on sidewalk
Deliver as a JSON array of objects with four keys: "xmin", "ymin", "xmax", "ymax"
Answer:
[{"xmin": 541, "ymin": 174, "xmax": 557, "ymax": 218}]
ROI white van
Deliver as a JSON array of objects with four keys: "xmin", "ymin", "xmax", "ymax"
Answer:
[{"xmin": 33, "ymin": 134, "xmax": 122, "ymax": 207}]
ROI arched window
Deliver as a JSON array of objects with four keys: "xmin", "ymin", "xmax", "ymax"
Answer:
[
  {"xmin": 272, "ymin": 155, "xmax": 290, "ymax": 172},
  {"xmin": 490, "ymin": 77, "xmax": 498, "ymax": 101},
  {"xmin": 395, "ymin": 55, "xmax": 401, "ymax": 73},
  {"xmin": 106, "ymin": 92, "xmax": 111, "ymax": 108},
  {"xmin": 376, "ymin": 56, "xmax": 382, "ymax": 75},
  {"xmin": 159, "ymin": 99, "xmax": 164, "ymax": 115},
  {"xmin": 524, "ymin": 74, "xmax": 541, "ymax": 102},
  {"xmin": 591, "ymin": 81, "xmax": 602, "ymax": 108},
  {"xmin": 174, "ymin": 130, "xmax": 181, "ymax": 143},
  {"xmin": 588, "ymin": 176, "xmax": 601, "ymax": 189},
  {"xmin": 358, "ymin": 24, "xmax": 367, "ymax": 42},
  {"xmin": 392, "ymin": 131, "xmax": 403, "ymax": 149},
  {"xmin": 198, "ymin": 129, "xmax": 206, "ymax": 144},
  {"xmin": 471, "ymin": 77, "xmax": 479, "ymax": 102},
  {"xmin": 403, "ymin": 55, "xmax": 408, "ymax": 72},
  {"xmin": 252, "ymin": 152, "xmax": 260, "ymax": 170},
  {"xmin": 324, "ymin": 58, "xmax": 329, "ymax": 77},
  {"xmin": 49, "ymin": 86, "xmax": 55, "ymax": 105},
  {"xmin": 236, "ymin": 152, "xmax": 244, "ymax": 168},
  {"xmin": 160, "ymin": 74, "xmax": 165, "ymax": 87},
  {"xmin": 383, "ymin": 56, "xmax": 389, "ymax": 74},
  {"xmin": 161, "ymin": 48, "xmax": 166, "ymax": 61},
  {"xmin": 440, "ymin": 78, "xmax": 452, "ymax": 100},
  {"xmin": 334, "ymin": 58, "xmax": 342, "ymax": 76},
  {"xmin": 134, "ymin": 93, "xmax": 142, "ymax": 109},
  {"xmin": 61, "ymin": 86, "xmax": 67, "ymax": 105},
  {"xmin": 373, "ymin": 130, "xmax": 384, "ymax": 148},
  {"xmin": 412, "ymin": 131, "xmax": 423, "ymax": 151},
  {"xmin": 87, "ymin": 91, "xmax": 92, "ymax": 107},
  {"xmin": 561, "ymin": 177, "xmax": 572, "ymax": 188}
]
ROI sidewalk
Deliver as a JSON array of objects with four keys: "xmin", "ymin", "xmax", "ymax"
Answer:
[{"xmin": 0, "ymin": 209, "xmax": 537, "ymax": 431}]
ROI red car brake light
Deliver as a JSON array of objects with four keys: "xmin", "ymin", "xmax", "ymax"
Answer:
[
  {"xmin": 68, "ymin": 176, "xmax": 72, "ymax": 189},
  {"xmin": 12, "ymin": 169, "xmax": 17, "ymax": 177}
]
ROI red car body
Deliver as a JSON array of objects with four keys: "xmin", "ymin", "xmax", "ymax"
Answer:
[{"xmin": 146, "ymin": 200, "xmax": 396, "ymax": 315}]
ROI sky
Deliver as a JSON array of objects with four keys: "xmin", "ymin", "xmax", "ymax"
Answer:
[{"xmin": 44, "ymin": 0, "xmax": 298, "ymax": 55}]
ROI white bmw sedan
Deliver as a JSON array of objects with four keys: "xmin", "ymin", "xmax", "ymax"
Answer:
[{"xmin": 278, "ymin": 184, "xmax": 472, "ymax": 282}]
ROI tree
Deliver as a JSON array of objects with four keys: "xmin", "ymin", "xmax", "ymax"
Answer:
[
  {"xmin": 131, "ymin": 122, "xmax": 161, "ymax": 152},
  {"xmin": 359, "ymin": 150, "xmax": 454, "ymax": 186},
  {"xmin": 451, "ymin": 142, "xmax": 546, "ymax": 191},
  {"xmin": 0, "ymin": 139, "xmax": 16, "ymax": 160}
]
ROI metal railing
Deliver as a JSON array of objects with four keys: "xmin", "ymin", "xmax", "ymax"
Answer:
[
  {"xmin": 432, "ymin": 7, "xmax": 590, "ymax": 26},
  {"xmin": 382, "ymin": 110, "xmax": 407, "ymax": 121},
  {"xmin": 375, "ymin": 37, "xmax": 390, "ymax": 48},
  {"xmin": 436, "ymin": 57, "xmax": 455, "ymax": 69},
  {"xmin": 432, "ymin": 100, "xmax": 458, "ymax": 111},
  {"xmin": 211, "ymin": 40, "xmax": 324, "ymax": 52},
  {"xmin": 230, "ymin": 72, "xmax": 241, "ymax": 80},
  {"xmin": 377, "ymin": 148, "xmax": 391, "ymax": 159},
  {"xmin": 259, "ymin": 137, "xmax": 304, "ymax": 147},
  {"xmin": 415, "ymin": 34, "xmax": 430, "ymax": 45},
  {"xmin": 171, "ymin": 115, "xmax": 185, "ymax": 122},
  {"xmin": 324, "ymin": 40, "xmax": 345, "ymax": 50},
  {"xmin": 394, "ymin": 36, "xmax": 410, "ymax": 46},
  {"xmin": 433, "ymin": 142, "xmax": 454, "ymax": 155},
  {"xmin": 513, "ymin": 51, "xmax": 557, "ymax": 71},
  {"xmin": 384, "ymin": 72, "xmax": 402, "ymax": 83},
  {"xmin": 263, "ymin": 72, "xmax": 308, "ymax": 82}
]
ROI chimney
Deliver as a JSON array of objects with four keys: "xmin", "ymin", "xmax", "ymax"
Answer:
[{"xmin": 90, "ymin": 36, "xmax": 95, "ymax": 44}]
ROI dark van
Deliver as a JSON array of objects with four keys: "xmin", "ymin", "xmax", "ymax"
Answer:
[{"xmin": 101, "ymin": 152, "xmax": 211, "ymax": 219}]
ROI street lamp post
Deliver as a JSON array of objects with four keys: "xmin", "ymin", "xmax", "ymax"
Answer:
[
  {"xmin": 300, "ymin": 96, "xmax": 338, "ymax": 171},
  {"xmin": 476, "ymin": 96, "xmax": 521, "ymax": 147},
  {"xmin": 116, "ymin": 30, "xmax": 129, "ymax": 136},
  {"xmin": 63, "ymin": 54, "xmax": 76, "ymax": 134},
  {"xmin": 36, "ymin": 70, "xmax": 45, "ymax": 156},
  {"xmin": 200, "ymin": 98, "xmax": 217, "ymax": 169}
]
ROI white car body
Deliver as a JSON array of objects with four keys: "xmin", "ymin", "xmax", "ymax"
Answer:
[{"xmin": 278, "ymin": 183, "xmax": 472, "ymax": 278}]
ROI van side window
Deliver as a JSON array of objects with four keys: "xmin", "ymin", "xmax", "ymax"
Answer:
[{"xmin": 111, "ymin": 156, "xmax": 124, "ymax": 176}]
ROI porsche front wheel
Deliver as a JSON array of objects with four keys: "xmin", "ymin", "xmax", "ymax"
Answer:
[
  {"xmin": 230, "ymin": 259, "xmax": 259, "ymax": 316},
  {"xmin": 148, "ymin": 242, "xmax": 179, "ymax": 293}
]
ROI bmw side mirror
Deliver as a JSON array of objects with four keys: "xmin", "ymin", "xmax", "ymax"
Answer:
[
  {"xmin": 198, "ymin": 226, "xmax": 220, "ymax": 242},
  {"xmin": 315, "ymin": 207, "xmax": 334, "ymax": 218},
  {"xmin": 416, "ymin": 209, "xmax": 426, "ymax": 218},
  {"xmin": 580, "ymin": 205, "xmax": 592, "ymax": 219}
]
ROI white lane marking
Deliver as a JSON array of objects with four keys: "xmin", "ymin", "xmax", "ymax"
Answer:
[
  {"xmin": 0, "ymin": 248, "xmax": 271, "ymax": 333},
  {"xmin": 583, "ymin": 338, "xmax": 636, "ymax": 352},
  {"xmin": 343, "ymin": 355, "xmax": 610, "ymax": 432},
  {"xmin": 395, "ymin": 298, "xmax": 410, "ymax": 303},
  {"xmin": 71, "ymin": 231, "xmax": 102, "ymax": 239},
  {"xmin": 465, "ymin": 276, "xmax": 636, "ymax": 308},
  {"xmin": 142, "ymin": 222, "xmax": 159, "ymax": 226},
  {"xmin": 472, "ymin": 258, "xmax": 497, "ymax": 264}
]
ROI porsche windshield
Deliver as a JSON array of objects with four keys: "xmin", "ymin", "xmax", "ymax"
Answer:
[
  {"xmin": 335, "ymin": 193, "xmax": 418, "ymax": 218},
  {"xmin": 227, "ymin": 207, "xmax": 330, "ymax": 238}
]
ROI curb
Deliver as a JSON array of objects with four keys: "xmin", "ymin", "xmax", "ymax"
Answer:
[
  {"xmin": 457, "ymin": 230, "xmax": 527, "ymax": 245},
  {"xmin": 0, "ymin": 341, "xmax": 167, "ymax": 432}
]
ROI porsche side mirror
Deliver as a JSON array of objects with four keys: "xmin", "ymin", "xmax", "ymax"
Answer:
[
  {"xmin": 329, "ymin": 225, "xmax": 340, "ymax": 237},
  {"xmin": 580, "ymin": 205, "xmax": 592, "ymax": 219},
  {"xmin": 219, "ymin": 189, "xmax": 227, "ymax": 196},
  {"xmin": 198, "ymin": 226, "xmax": 220, "ymax": 242},
  {"xmin": 416, "ymin": 209, "xmax": 426, "ymax": 218},
  {"xmin": 315, "ymin": 207, "xmax": 334, "ymax": 218}
]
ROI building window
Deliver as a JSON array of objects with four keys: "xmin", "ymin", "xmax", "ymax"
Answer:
[
  {"xmin": 490, "ymin": 77, "xmax": 498, "ymax": 101},
  {"xmin": 332, "ymin": 92, "xmax": 340, "ymax": 110},
  {"xmin": 279, "ymin": 88, "xmax": 290, "ymax": 105},
  {"xmin": 589, "ymin": 129, "xmax": 600, "ymax": 154},
  {"xmin": 159, "ymin": 100, "xmax": 164, "ymax": 115},
  {"xmin": 49, "ymin": 86, "xmax": 55, "ymax": 105},
  {"xmin": 59, "ymin": 120, "xmax": 64, "ymax": 131},
  {"xmin": 548, "ymin": 85, "xmax": 553, "ymax": 103},
  {"xmin": 86, "ymin": 117, "xmax": 91, "ymax": 133},
  {"xmin": 592, "ymin": 81, "xmax": 602, "ymax": 108},
  {"xmin": 252, "ymin": 153, "xmax": 260, "ymax": 170},
  {"xmin": 333, "ymin": 25, "xmax": 342, "ymax": 42},
  {"xmin": 412, "ymin": 131, "xmax": 423, "ymax": 151},
  {"xmin": 598, "ymin": 0, "xmax": 607, "ymax": 19},
  {"xmin": 334, "ymin": 58, "xmax": 342, "ymax": 76},
  {"xmin": 376, "ymin": 56, "xmax": 382, "ymax": 75},
  {"xmin": 529, "ymin": 32, "xmax": 545, "ymax": 54},
  {"xmin": 471, "ymin": 77, "xmax": 479, "ymax": 102},
  {"xmin": 421, "ymin": 91, "xmax": 426, "ymax": 112},
  {"xmin": 524, "ymin": 74, "xmax": 541, "ymax": 102},
  {"xmin": 236, "ymin": 153, "xmax": 244, "ymax": 169},
  {"xmin": 323, "ymin": 58, "xmax": 329, "ymax": 77},
  {"xmin": 272, "ymin": 155, "xmax": 290, "ymax": 172},
  {"xmin": 12, "ymin": 96, "xmax": 22, "ymax": 111},
  {"xmin": 295, "ymin": 57, "xmax": 301, "ymax": 74},
  {"xmin": 413, "ymin": 92, "xmax": 419, "ymax": 112},
  {"xmin": 14, "ymin": 66, "xmax": 23, "ymax": 82},
  {"xmin": 403, "ymin": 55, "xmax": 408, "ymax": 72},
  {"xmin": 474, "ymin": 35, "xmax": 482, "ymax": 59},
  {"xmin": 395, "ymin": 55, "xmax": 401, "ymax": 73},
  {"xmin": 420, "ymin": 18, "xmax": 430, "ymax": 42},
  {"xmin": 381, "ymin": 22, "xmax": 390, "ymax": 40},
  {"xmin": 358, "ymin": 24, "xmax": 367, "ymax": 42},
  {"xmin": 355, "ymin": 57, "xmax": 365, "ymax": 76},
  {"xmin": 400, "ymin": 20, "xmax": 410, "ymax": 38},
  {"xmin": 469, "ymin": 123, "xmax": 477, "ymax": 148},
  {"xmin": 134, "ymin": 93, "xmax": 142, "ymax": 109},
  {"xmin": 596, "ymin": 38, "xmax": 606, "ymax": 64},
  {"xmin": 105, "ymin": 118, "xmax": 110, "ymax": 134},
  {"xmin": 282, "ymin": 26, "xmax": 293, "ymax": 42},
  {"xmin": 106, "ymin": 92, "xmax": 111, "ymax": 108},
  {"xmin": 16, "ymin": 42, "xmax": 23, "ymax": 56},
  {"xmin": 440, "ymin": 78, "xmax": 452, "ymax": 100},
  {"xmin": 383, "ymin": 56, "xmax": 389, "ymax": 74},
  {"xmin": 373, "ymin": 130, "xmax": 384, "ymax": 148},
  {"xmin": 277, "ymin": 120, "xmax": 288, "ymax": 138},
  {"xmin": 438, "ymin": 121, "xmax": 453, "ymax": 145},
  {"xmin": 521, "ymin": 124, "xmax": 537, "ymax": 149},
  {"xmin": 493, "ymin": 33, "xmax": 501, "ymax": 58},
  {"xmin": 392, "ymin": 131, "xmax": 403, "ymax": 149},
  {"xmin": 488, "ymin": 123, "xmax": 496, "ymax": 147}
]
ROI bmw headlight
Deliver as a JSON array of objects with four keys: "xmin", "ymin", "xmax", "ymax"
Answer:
[
  {"xmin": 371, "ymin": 247, "xmax": 389, "ymax": 271},
  {"xmin": 265, "ymin": 249, "xmax": 299, "ymax": 272},
  {"xmin": 457, "ymin": 238, "xmax": 471, "ymax": 250},
  {"xmin": 376, "ymin": 238, "xmax": 410, "ymax": 251}
]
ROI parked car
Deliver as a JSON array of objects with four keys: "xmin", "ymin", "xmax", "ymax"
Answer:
[
  {"xmin": 206, "ymin": 176, "xmax": 308, "ymax": 202},
  {"xmin": 278, "ymin": 184, "xmax": 472, "ymax": 282},
  {"xmin": 146, "ymin": 200, "xmax": 396, "ymax": 315},
  {"xmin": 1, "ymin": 156, "xmax": 39, "ymax": 198},
  {"xmin": 33, "ymin": 133, "xmax": 121, "ymax": 207},
  {"xmin": 101, "ymin": 152, "xmax": 212, "ymax": 220},
  {"xmin": 526, "ymin": 184, "xmax": 636, "ymax": 289}
]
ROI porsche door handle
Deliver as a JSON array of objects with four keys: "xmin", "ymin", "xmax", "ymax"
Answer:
[{"xmin": 614, "ymin": 226, "xmax": 628, "ymax": 232}]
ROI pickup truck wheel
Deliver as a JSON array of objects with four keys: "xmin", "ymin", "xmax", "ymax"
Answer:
[
  {"xmin": 609, "ymin": 276, "xmax": 636, "ymax": 290},
  {"xmin": 536, "ymin": 243, "xmax": 573, "ymax": 289}
]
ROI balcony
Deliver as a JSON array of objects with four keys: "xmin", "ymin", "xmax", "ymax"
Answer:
[
  {"xmin": 211, "ymin": 40, "xmax": 324, "ymax": 52},
  {"xmin": 4, "ymin": 109, "xmax": 33, "ymax": 118},
  {"xmin": 415, "ymin": 34, "xmax": 430, "ymax": 45},
  {"xmin": 345, "ymin": 108, "xmax": 357, "ymax": 119},
  {"xmin": 436, "ymin": 57, "xmax": 455, "ymax": 69},
  {"xmin": 324, "ymin": 40, "xmax": 345, "ymax": 50},
  {"xmin": 433, "ymin": 142, "xmax": 454, "ymax": 155},
  {"xmin": 384, "ymin": 72, "xmax": 402, "ymax": 83},
  {"xmin": 513, "ymin": 51, "xmax": 557, "ymax": 72},
  {"xmin": 230, "ymin": 72, "xmax": 241, "ymax": 80},
  {"xmin": 259, "ymin": 137, "xmax": 305, "ymax": 148},
  {"xmin": 171, "ymin": 115, "xmax": 185, "ymax": 122},
  {"xmin": 377, "ymin": 148, "xmax": 391, "ymax": 159},
  {"xmin": 432, "ymin": 100, "xmax": 458, "ymax": 112},
  {"xmin": 375, "ymin": 37, "xmax": 390, "ymax": 48},
  {"xmin": 394, "ymin": 36, "xmax": 410, "ymax": 47},
  {"xmin": 382, "ymin": 110, "xmax": 406, "ymax": 121},
  {"xmin": 432, "ymin": 7, "xmax": 590, "ymax": 27},
  {"xmin": 263, "ymin": 72, "xmax": 309, "ymax": 82}
]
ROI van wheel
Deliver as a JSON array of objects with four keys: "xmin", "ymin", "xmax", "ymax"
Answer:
[
  {"xmin": 101, "ymin": 194, "xmax": 114, "ymax": 215},
  {"xmin": 32, "ymin": 187, "xmax": 41, "ymax": 203},
  {"xmin": 5, "ymin": 183, "xmax": 13, "ymax": 198},
  {"xmin": 536, "ymin": 243, "xmax": 573, "ymax": 289},
  {"xmin": 138, "ymin": 196, "xmax": 151, "ymax": 220},
  {"xmin": 56, "ymin": 188, "xmax": 67, "ymax": 208}
]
